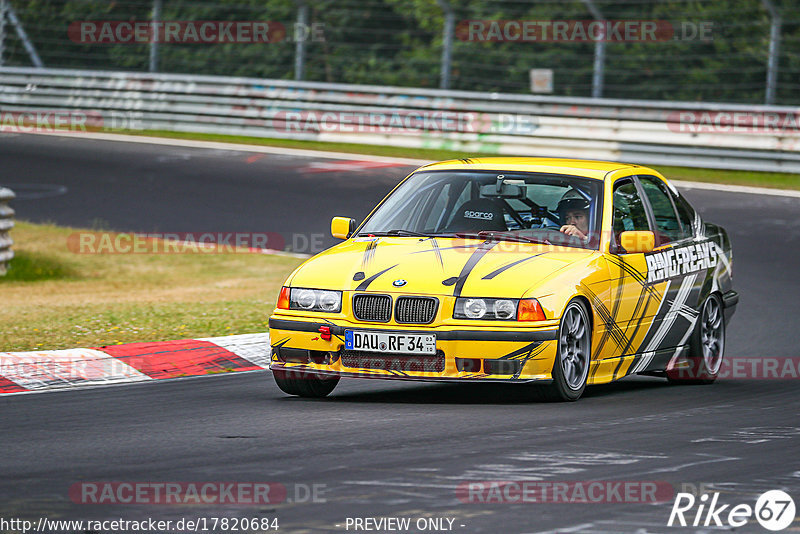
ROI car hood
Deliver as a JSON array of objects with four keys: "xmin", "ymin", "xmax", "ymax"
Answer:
[{"xmin": 288, "ymin": 236, "xmax": 596, "ymax": 298}]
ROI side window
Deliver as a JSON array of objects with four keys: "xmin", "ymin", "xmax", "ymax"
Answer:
[
  {"xmin": 674, "ymin": 193, "xmax": 696, "ymax": 237},
  {"xmin": 638, "ymin": 176, "xmax": 686, "ymax": 244},
  {"xmin": 612, "ymin": 180, "xmax": 650, "ymax": 244}
]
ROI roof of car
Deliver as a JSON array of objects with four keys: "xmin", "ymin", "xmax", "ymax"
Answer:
[{"xmin": 416, "ymin": 157, "xmax": 646, "ymax": 180}]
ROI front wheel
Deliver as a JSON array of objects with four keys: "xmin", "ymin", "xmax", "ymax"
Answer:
[
  {"xmin": 540, "ymin": 300, "xmax": 591, "ymax": 401},
  {"xmin": 667, "ymin": 293, "xmax": 725, "ymax": 385},
  {"xmin": 272, "ymin": 368, "xmax": 339, "ymax": 397}
]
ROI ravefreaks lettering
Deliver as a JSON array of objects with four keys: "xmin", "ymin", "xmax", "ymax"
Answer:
[{"xmin": 645, "ymin": 241, "xmax": 717, "ymax": 284}]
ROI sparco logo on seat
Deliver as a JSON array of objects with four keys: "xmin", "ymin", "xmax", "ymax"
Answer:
[{"xmin": 464, "ymin": 211, "xmax": 494, "ymax": 220}]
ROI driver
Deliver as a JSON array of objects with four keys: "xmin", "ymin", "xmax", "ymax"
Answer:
[{"xmin": 557, "ymin": 188, "xmax": 591, "ymax": 241}]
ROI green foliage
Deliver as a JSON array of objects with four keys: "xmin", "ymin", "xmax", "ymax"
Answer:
[{"xmin": 4, "ymin": 0, "xmax": 800, "ymax": 103}]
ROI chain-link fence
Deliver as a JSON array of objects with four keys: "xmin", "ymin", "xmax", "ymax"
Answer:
[{"xmin": 1, "ymin": 0, "xmax": 798, "ymax": 105}]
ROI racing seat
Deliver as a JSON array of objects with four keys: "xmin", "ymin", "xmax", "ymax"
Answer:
[{"xmin": 445, "ymin": 198, "xmax": 508, "ymax": 233}]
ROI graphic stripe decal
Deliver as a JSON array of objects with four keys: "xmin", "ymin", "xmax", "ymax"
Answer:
[
  {"xmin": 630, "ymin": 274, "xmax": 697, "ymax": 374},
  {"xmin": 614, "ymin": 277, "xmax": 663, "ymax": 364},
  {"xmin": 481, "ymin": 253, "xmax": 546, "ymax": 280},
  {"xmin": 354, "ymin": 264, "xmax": 398, "ymax": 291},
  {"xmin": 668, "ymin": 313, "xmax": 700, "ymax": 365},
  {"xmin": 411, "ymin": 244, "xmax": 483, "ymax": 254},
  {"xmin": 581, "ymin": 283, "xmax": 629, "ymax": 352},
  {"xmin": 452, "ymin": 241, "xmax": 498, "ymax": 297},
  {"xmin": 430, "ymin": 238, "xmax": 444, "ymax": 268},
  {"xmin": 361, "ymin": 239, "xmax": 379, "ymax": 268}
]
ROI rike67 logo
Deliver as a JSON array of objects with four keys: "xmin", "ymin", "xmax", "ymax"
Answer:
[{"xmin": 668, "ymin": 490, "xmax": 795, "ymax": 531}]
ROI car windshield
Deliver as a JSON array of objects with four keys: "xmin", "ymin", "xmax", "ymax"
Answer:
[{"xmin": 358, "ymin": 170, "xmax": 604, "ymax": 249}]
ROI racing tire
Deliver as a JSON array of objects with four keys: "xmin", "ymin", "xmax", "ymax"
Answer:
[
  {"xmin": 667, "ymin": 293, "xmax": 725, "ymax": 385},
  {"xmin": 272, "ymin": 369, "xmax": 340, "ymax": 398},
  {"xmin": 539, "ymin": 300, "xmax": 592, "ymax": 402}
]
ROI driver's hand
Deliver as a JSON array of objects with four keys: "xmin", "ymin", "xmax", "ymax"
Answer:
[{"xmin": 560, "ymin": 225, "xmax": 587, "ymax": 240}]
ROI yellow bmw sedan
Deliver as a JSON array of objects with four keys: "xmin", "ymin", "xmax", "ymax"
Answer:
[{"xmin": 268, "ymin": 158, "xmax": 737, "ymax": 401}]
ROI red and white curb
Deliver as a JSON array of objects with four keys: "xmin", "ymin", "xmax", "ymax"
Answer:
[{"xmin": 0, "ymin": 333, "xmax": 271, "ymax": 395}]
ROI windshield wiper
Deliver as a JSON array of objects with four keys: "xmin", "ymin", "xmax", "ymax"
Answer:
[
  {"xmin": 455, "ymin": 231, "xmax": 551, "ymax": 245},
  {"xmin": 357, "ymin": 229, "xmax": 433, "ymax": 237}
]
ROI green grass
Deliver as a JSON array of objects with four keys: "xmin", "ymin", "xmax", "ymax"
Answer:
[
  {"xmin": 2, "ymin": 250, "xmax": 77, "ymax": 282},
  {"xmin": 1, "ymin": 221, "xmax": 303, "ymax": 352},
  {"xmin": 130, "ymin": 129, "xmax": 800, "ymax": 191}
]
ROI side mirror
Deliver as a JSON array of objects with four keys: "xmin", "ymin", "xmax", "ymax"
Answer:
[
  {"xmin": 331, "ymin": 217, "xmax": 356, "ymax": 240},
  {"xmin": 618, "ymin": 231, "xmax": 655, "ymax": 254}
]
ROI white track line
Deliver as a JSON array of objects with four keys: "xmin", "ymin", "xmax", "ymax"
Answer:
[
  {"xmin": 25, "ymin": 131, "xmax": 800, "ymax": 199},
  {"xmin": 28, "ymin": 131, "xmax": 432, "ymax": 165},
  {"xmin": 673, "ymin": 179, "xmax": 800, "ymax": 198}
]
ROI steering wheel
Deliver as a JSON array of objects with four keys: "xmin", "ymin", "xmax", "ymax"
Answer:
[{"xmin": 538, "ymin": 227, "xmax": 587, "ymax": 246}]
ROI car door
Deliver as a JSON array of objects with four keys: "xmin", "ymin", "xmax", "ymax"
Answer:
[
  {"xmin": 634, "ymin": 175, "xmax": 702, "ymax": 356},
  {"xmin": 597, "ymin": 177, "xmax": 659, "ymax": 373}
]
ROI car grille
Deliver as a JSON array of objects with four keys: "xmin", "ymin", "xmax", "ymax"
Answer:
[
  {"xmin": 395, "ymin": 296, "xmax": 438, "ymax": 324},
  {"xmin": 352, "ymin": 294, "xmax": 392, "ymax": 322},
  {"xmin": 340, "ymin": 350, "xmax": 445, "ymax": 373}
]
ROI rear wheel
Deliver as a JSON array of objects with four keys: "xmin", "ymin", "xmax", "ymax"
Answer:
[
  {"xmin": 272, "ymin": 369, "xmax": 339, "ymax": 397},
  {"xmin": 667, "ymin": 293, "xmax": 725, "ymax": 385},
  {"xmin": 540, "ymin": 300, "xmax": 591, "ymax": 401}
]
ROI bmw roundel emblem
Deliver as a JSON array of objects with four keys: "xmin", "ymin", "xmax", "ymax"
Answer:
[{"xmin": 393, "ymin": 279, "xmax": 407, "ymax": 287}]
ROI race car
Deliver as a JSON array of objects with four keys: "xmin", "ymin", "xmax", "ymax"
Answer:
[{"xmin": 268, "ymin": 158, "xmax": 737, "ymax": 401}]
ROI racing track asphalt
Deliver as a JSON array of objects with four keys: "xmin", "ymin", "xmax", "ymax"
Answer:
[{"xmin": 2, "ymin": 133, "xmax": 799, "ymax": 533}]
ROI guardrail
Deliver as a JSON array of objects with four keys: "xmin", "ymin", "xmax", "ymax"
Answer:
[
  {"xmin": 1, "ymin": 66, "xmax": 799, "ymax": 173},
  {"xmin": 0, "ymin": 187, "xmax": 15, "ymax": 276}
]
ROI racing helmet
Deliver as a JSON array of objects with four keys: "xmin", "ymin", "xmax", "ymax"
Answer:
[{"xmin": 557, "ymin": 188, "xmax": 591, "ymax": 216}]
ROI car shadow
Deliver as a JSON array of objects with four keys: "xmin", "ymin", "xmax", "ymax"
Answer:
[{"xmin": 317, "ymin": 375, "xmax": 672, "ymax": 405}]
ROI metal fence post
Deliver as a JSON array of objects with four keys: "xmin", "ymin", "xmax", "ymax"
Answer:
[
  {"xmin": 0, "ymin": 187, "xmax": 15, "ymax": 276},
  {"xmin": 294, "ymin": 1, "xmax": 308, "ymax": 81},
  {"xmin": 762, "ymin": 0, "xmax": 780, "ymax": 105},
  {"xmin": 437, "ymin": 0, "xmax": 454, "ymax": 90},
  {"xmin": 149, "ymin": 0, "xmax": 162, "ymax": 73},
  {"xmin": 582, "ymin": 0, "xmax": 605, "ymax": 99},
  {"xmin": 0, "ymin": 0, "xmax": 7, "ymax": 67},
  {"xmin": 6, "ymin": 2, "xmax": 43, "ymax": 67}
]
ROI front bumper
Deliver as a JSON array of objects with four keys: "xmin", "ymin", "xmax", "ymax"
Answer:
[{"xmin": 268, "ymin": 315, "xmax": 559, "ymax": 382}]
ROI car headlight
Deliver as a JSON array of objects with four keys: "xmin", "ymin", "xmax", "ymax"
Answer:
[
  {"xmin": 455, "ymin": 297, "xmax": 516, "ymax": 320},
  {"xmin": 278, "ymin": 287, "xmax": 342, "ymax": 313},
  {"xmin": 454, "ymin": 297, "xmax": 545, "ymax": 321}
]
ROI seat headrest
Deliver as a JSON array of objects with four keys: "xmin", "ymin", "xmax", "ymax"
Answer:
[{"xmin": 447, "ymin": 198, "xmax": 508, "ymax": 232}]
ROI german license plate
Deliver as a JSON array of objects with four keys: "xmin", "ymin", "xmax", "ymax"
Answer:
[{"xmin": 345, "ymin": 330, "xmax": 436, "ymax": 355}]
